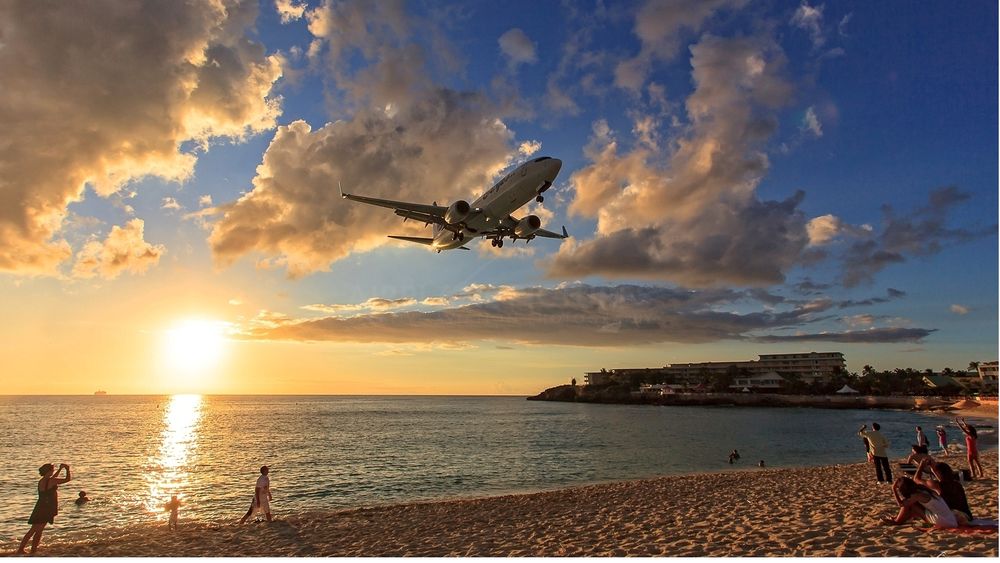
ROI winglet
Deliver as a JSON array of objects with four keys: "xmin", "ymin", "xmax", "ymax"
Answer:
[
  {"xmin": 339, "ymin": 181, "xmax": 346, "ymax": 199},
  {"xmin": 562, "ymin": 225, "xmax": 569, "ymax": 238}
]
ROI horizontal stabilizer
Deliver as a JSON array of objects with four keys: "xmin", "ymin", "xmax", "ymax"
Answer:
[{"xmin": 388, "ymin": 235, "xmax": 434, "ymax": 246}]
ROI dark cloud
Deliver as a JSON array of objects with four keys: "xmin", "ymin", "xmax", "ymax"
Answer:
[
  {"xmin": 836, "ymin": 288, "xmax": 907, "ymax": 309},
  {"xmin": 841, "ymin": 187, "xmax": 994, "ymax": 286},
  {"xmin": 755, "ymin": 327, "xmax": 936, "ymax": 344},
  {"xmin": 238, "ymin": 283, "xmax": 846, "ymax": 346}
]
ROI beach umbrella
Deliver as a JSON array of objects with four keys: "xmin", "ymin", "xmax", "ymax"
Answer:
[
  {"xmin": 950, "ymin": 398, "xmax": 980, "ymax": 409},
  {"xmin": 835, "ymin": 384, "xmax": 859, "ymax": 394}
]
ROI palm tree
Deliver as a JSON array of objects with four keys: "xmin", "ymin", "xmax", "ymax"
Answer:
[{"xmin": 968, "ymin": 361, "xmax": 980, "ymax": 372}]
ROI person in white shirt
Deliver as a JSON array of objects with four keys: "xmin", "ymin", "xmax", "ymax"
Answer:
[
  {"xmin": 239, "ymin": 465, "xmax": 272, "ymax": 524},
  {"xmin": 859, "ymin": 423, "xmax": 892, "ymax": 484}
]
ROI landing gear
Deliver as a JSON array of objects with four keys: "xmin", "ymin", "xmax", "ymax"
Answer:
[
  {"xmin": 490, "ymin": 238, "xmax": 504, "ymax": 248},
  {"xmin": 535, "ymin": 195, "xmax": 544, "ymax": 203},
  {"xmin": 452, "ymin": 232, "xmax": 465, "ymax": 242},
  {"xmin": 497, "ymin": 239, "xmax": 504, "ymax": 248}
]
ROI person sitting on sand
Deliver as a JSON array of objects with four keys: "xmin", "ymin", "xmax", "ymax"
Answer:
[
  {"xmin": 75, "ymin": 491, "xmax": 90, "ymax": 506},
  {"xmin": 165, "ymin": 495, "xmax": 181, "ymax": 530},
  {"xmin": 883, "ymin": 477, "xmax": 957, "ymax": 529},
  {"xmin": 900, "ymin": 444, "xmax": 934, "ymax": 478},
  {"xmin": 956, "ymin": 418, "xmax": 983, "ymax": 479},
  {"xmin": 239, "ymin": 465, "xmax": 272, "ymax": 524},
  {"xmin": 912, "ymin": 459, "xmax": 972, "ymax": 526},
  {"xmin": 18, "ymin": 463, "xmax": 71, "ymax": 555}
]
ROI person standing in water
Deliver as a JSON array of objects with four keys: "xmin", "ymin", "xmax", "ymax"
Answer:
[
  {"xmin": 165, "ymin": 495, "xmax": 181, "ymax": 530},
  {"xmin": 239, "ymin": 466, "xmax": 272, "ymax": 524},
  {"xmin": 17, "ymin": 463, "xmax": 71, "ymax": 555},
  {"xmin": 915, "ymin": 426, "xmax": 929, "ymax": 448}
]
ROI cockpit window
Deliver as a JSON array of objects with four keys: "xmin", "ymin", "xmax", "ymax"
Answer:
[{"xmin": 532, "ymin": 156, "xmax": 551, "ymax": 162}]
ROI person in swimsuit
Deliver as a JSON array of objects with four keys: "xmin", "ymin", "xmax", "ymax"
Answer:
[
  {"xmin": 165, "ymin": 495, "xmax": 181, "ymax": 530},
  {"xmin": 913, "ymin": 458, "xmax": 973, "ymax": 525},
  {"xmin": 935, "ymin": 426, "xmax": 947, "ymax": 453},
  {"xmin": 17, "ymin": 463, "xmax": 71, "ymax": 555},
  {"xmin": 956, "ymin": 417, "xmax": 983, "ymax": 479},
  {"xmin": 882, "ymin": 476, "xmax": 957, "ymax": 529}
]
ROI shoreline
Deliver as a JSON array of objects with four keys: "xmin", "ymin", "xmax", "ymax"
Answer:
[{"xmin": 24, "ymin": 453, "xmax": 997, "ymax": 557}]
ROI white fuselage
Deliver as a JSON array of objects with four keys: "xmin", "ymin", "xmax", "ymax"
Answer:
[{"xmin": 430, "ymin": 157, "xmax": 562, "ymax": 249}]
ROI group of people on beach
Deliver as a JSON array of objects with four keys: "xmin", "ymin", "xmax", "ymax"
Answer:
[
  {"xmin": 859, "ymin": 417, "xmax": 988, "ymax": 529},
  {"xmin": 16, "ymin": 463, "xmax": 273, "ymax": 555}
]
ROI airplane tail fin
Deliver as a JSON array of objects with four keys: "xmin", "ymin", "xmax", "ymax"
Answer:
[{"xmin": 388, "ymin": 235, "xmax": 435, "ymax": 246}]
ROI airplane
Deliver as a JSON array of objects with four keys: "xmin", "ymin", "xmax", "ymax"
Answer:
[{"xmin": 341, "ymin": 156, "xmax": 569, "ymax": 252}]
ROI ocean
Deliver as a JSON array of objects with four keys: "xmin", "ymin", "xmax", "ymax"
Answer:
[{"xmin": 0, "ymin": 395, "xmax": 993, "ymax": 542}]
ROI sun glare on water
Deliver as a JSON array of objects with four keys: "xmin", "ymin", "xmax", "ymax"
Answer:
[{"xmin": 162, "ymin": 319, "xmax": 229, "ymax": 377}]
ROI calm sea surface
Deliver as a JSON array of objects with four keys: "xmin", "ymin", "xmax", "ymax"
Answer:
[{"xmin": 0, "ymin": 395, "xmax": 994, "ymax": 541}]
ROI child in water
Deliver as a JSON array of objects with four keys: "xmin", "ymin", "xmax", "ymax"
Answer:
[
  {"xmin": 75, "ymin": 491, "xmax": 90, "ymax": 505},
  {"xmin": 165, "ymin": 495, "xmax": 181, "ymax": 530}
]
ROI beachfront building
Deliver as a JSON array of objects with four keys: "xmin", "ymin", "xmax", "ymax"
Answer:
[
  {"xmin": 582, "ymin": 352, "xmax": 846, "ymax": 388},
  {"xmin": 729, "ymin": 372, "xmax": 787, "ymax": 391},
  {"xmin": 977, "ymin": 361, "xmax": 998, "ymax": 383},
  {"xmin": 584, "ymin": 370, "xmax": 614, "ymax": 386}
]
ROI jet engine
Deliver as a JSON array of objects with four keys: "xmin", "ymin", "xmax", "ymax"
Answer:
[
  {"xmin": 444, "ymin": 200, "xmax": 471, "ymax": 225},
  {"xmin": 513, "ymin": 215, "xmax": 541, "ymax": 237}
]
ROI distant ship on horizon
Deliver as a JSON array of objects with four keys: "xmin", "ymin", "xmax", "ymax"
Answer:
[{"xmin": 94, "ymin": 390, "xmax": 107, "ymax": 396}]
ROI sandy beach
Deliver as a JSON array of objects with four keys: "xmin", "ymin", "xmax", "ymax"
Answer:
[{"xmin": 17, "ymin": 451, "xmax": 995, "ymax": 557}]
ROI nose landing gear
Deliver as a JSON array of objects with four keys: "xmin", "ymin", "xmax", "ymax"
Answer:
[{"xmin": 535, "ymin": 195, "xmax": 544, "ymax": 203}]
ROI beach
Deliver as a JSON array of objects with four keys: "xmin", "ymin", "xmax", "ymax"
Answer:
[{"xmin": 24, "ymin": 452, "xmax": 997, "ymax": 557}]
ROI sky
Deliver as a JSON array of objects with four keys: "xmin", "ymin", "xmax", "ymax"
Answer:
[{"xmin": 0, "ymin": 0, "xmax": 996, "ymax": 395}]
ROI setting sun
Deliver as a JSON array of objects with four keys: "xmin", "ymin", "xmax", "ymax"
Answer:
[{"xmin": 162, "ymin": 319, "xmax": 229, "ymax": 376}]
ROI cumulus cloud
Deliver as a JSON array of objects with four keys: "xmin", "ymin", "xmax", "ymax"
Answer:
[
  {"xmin": 498, "ymin": 28, "xmax": 537, "ymax": 68},
  {"xmin": 235, "ymin": 283, "xmax": 935, "ymax": 347},
  {"xmin": 274, "ymin": 0, "xmax": 307, "ymax": 23},
  {"xmin": 518, "ymin": 140, "xmax": 542, "ymax": 156},
  {"xmin": 806, "ymin": 214, "xmax": 841, "ymax": 245},
  {"xmin": 549, "ymin": 34, "xmax": 805, "ymax": 287},
  {"xmin": 791, "ymin": 2, "xmax": 825, "ymax": 48},
  {"xmin": 0, "ymin": 0, "xmax": 283, "ymax": 276},
  {"xmin": 614, "ymin": 0, "xmax": 745, "ymax": 92},
  {"xmin": 950, "ymin": 304, "xmax": 969, "ymax": 315},
  {"xmin": 209, "ymin": 1, "xmax": 522, "ymax": 277},
  {"xmin": 802, "ymin": 106, "xmax": 823, "ymax": 137},
  {"xmin": 71, "ymin": 219, "xmax": 165, "ymax": 279},
  {"xmin": 161, "ymin": 197, "xmax": 183, "ymax": 211}
]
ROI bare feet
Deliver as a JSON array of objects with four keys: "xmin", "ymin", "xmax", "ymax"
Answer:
[{"xmin": 880, "ymin": 516, "xmax": 901, "ymax": 526}]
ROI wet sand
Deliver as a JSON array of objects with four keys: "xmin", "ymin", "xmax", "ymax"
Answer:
[{"xmin": 18, "ymin": 452, "xmax": 996, "ymax": 557}]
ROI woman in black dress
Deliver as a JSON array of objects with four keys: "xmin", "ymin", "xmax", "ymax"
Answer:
[{"xmin": 17, "ymin": 463, "xmax": 71, "ymax": 555}]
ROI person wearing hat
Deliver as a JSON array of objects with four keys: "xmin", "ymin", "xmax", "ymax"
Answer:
[
  {"xmin": 239, "ymin": 465, "xmax": 272, "ymax": 524},
  {"xmin": 17, "ymin": 463, "xmax": 71, "ymax": 555}
]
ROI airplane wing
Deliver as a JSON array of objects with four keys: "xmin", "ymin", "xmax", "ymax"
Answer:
[
  {"xmin": 388, "ymin": 235, "xmax": 470, "ymax": 250},
  {"xmin": 341, "ymin": 186, "xmax": 447, "ymax": 218},
  {"xmin": 487, "ymin": 215, "xmax": 569, "ymax": 239},
  {"xmin": 534, "ymin": 226, "xmax": 570, "ymax": 239}
]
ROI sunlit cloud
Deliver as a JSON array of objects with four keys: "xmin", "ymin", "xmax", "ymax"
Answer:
[
  {"xmin": 0, "ymin": 0, "xmax": 283, "ymax": 276},
  {"xmin": 209, "ymin": 1, "xmax": 529, "ymax": 277},
  {"xmin": 950, "ymin": 304, "xmax": 970, "ymax": 315},
  {"xmin": 274, "ymin": 0, "xmax": 307, "ymax": 23},
  {"xmin": 71, "ymin": 219, "xmax": 165, "ymax": 280}
]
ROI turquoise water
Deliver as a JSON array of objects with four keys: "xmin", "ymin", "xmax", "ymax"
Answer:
[{"xmin": 0, "ymin": 395, "xmax": 993, "ymax": 542}]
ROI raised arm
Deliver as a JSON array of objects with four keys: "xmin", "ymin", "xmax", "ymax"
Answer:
[
  {"xmin": 51, "ymin": 463, "xmax": 71, "ymax": 485},
  {"xmin": 912, "ymin": 459, "xmax": 941, "ymax": 495}
]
